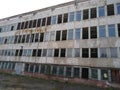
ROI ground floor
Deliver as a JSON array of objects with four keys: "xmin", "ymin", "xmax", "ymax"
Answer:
[{"xmin": 0, "ymin": 61, "xmax": 120, "ymax": 88}]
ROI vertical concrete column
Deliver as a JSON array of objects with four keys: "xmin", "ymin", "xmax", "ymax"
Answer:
[
  {"xmin": 89, "ymin": 68, "xmax": 91, "ymax": 79},
  {"xmin": 98, "ymin": 69, "xmax": 101, "ymax": 80},
  {"xmin": 79, "ymin": 67, "xmax": 82, "ymax": 78},
  {"xmin": 64, "ymin": 66, "xmax": 66, "ymax": 77},
  {"xmin": 108, "ymin": 69, "xmax": 111, "ymax": 82},
  {"xmin": 71, "ymin": 67, "xmax": 74, "ymax": 77}
]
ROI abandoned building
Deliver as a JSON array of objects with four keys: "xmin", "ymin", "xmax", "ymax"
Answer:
[{"xmin": 0, "ymin": 0, "xmax": 120, "ymax": 86}]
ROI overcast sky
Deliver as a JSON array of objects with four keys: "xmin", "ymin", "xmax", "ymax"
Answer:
[{"xmin": 0, "ymin": 0, "xmax": 73, "ymax": 19}]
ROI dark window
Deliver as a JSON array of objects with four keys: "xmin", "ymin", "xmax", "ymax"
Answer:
[
  {"xmin": 15, "ymin": 50, "xmax": 19, "ymax": 56},
  {"xmin": 37, "ymin": 19, "xmax": 41, "ymax": 27},
  {"xmin": 91, "ymin": 69, "xmax": 98, "ymax": 79},
  {"xmin": 91, "ymin": 48, "xmax": 98, "ymax": 58},
  {"xmin": 14, "ymin": 35, "xmax": 18, "ymax": 43},
  {"xmin": 57, "ymin": 14, "xmax": 62, "ymax": 24},
  {"xmin": 45, "ymin": 65, "xmax": 51, "ymax": 74},
  {"xmin": 19, "ymin": 49, "xmax": 23, "ymax": 56},
  {"xmin": 21, "ymin": 22, "xmax": 25, "ymax": 29},
  {"xmin": 54, "ymin": 49, "xmax": 59, "ymax": 57},
  {"xmin": 101, "ymin": 70, "xmax": 108, "ymax": 80},
  {"xmin": 21, "ymin": 35, "xmax": 26, "ymax": 43},
  {"xmin": 0, "ymin": 28, "xmax": 2, "ymax": 32},
  {"xmin": 30, "ymin": 34, "xmax": 34, "ymax": 43},
  {"xmin": 17, "ymin": 23, "xmax": 21, "ymax": 30},
  {"xmin": 52, "ymin": 66, "xmax": 57, "ymax": 75},
  {"xmin": 60, "ymin": 49, "xmax": 66, "ymax": 57},
  {"xmin": 83, "ymin": 9, "xmax": 89, "ymax": 20},
  {"xmin": 82, "ymin": 27, "xmax": 89, "ymax": 39},
  {"xmin": 63, "ymin": 13, "xmax": 68, "ymax": 23},
  {"xmin": 24, "ymin": 63, "xmax": 29, "ymax": 72},
  {"xmin": 11, "ymin": 26, "xmax": 14, "ymax": 31},
  {"xmin": 35, "ymin": 33, "xmax": 39, "ymax": 42},
  {"xmin": 24, "ymin": 21, "xmax": 29, "ymax": 29},
  {"xmin": 32, "ymin": 49, "xmax": 37, "ymax": 57},
  {"xmin": 29, "ymin": 64, "xmax": 34, "ymax": 73},
  {"xmin": 35, "ymin": 65, "xmax": 39, "ymax": 73},
  {"xmin": 66, "ymin": 67, "xmax": 72, "ymax": 77},
  {"xmin": 47, "ymin": 17, "xmax": 51, "ymax": 25},
  {"xmin": 82, "ymin": 48, "xmax": 89, "ymax": 58},
  {"xmin": 42, "ymin": 49, "xmax": 47, "ymax": 57},
  {"xmin": 62, "ymin": 30, "xmax": 67, "ymax": 40},
  {"xmin": 26, "ymin": 34, "xmax": 30, "ymax": 43},
  {"xmin": 40, "ymin": 33, "xmax": 44, "ymax": 42},
  {"xmin": 37, "ymin": 49, "xmax": 41, "ymax": 57},
  {"xmin": 73, "ymin": 68, "xmax": 80, "ymax": 77},
  {"xmin": 29, "ymin": 20, "xmax": 33, "ymax": 28},
  {"xmin": 33, "ymin": 19, "xmax": 37, "ymax": 28},
  {"xmin": 118, "ymin": 24, "xmax": 120, "ymax": 37},
  {"xmin": 91, "ymin": 8, "xmax": 97, "ymax": 18},
  {"xmin": 40, "ymin": 65, "xmax": 45, "ymax": 73},
  {"xmin": 18, "ymin": 35, "xmax": 22, "ymax": 43},
  {"xmin": 58, "ymin": 66, "xmax": 64, "ymax": 76},
  {"xmin": 56, "ymin": 31, "xmax": 61, "ymax": 41},
  {"xmin": 90, "ymin": 26, "xmax": 97, "ymax": 39},
  {"xmin": 42, "ymin": 18, "xmax": 46, "ymax": 26},
  {"xmin": 107, "ymin": 4, "xmax": 114, "ymax": 16}
]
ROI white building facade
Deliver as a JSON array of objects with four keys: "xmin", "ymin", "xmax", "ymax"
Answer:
[{"xmin": 0, "ymin": 0, "xmax": 120, "ymax": 85}]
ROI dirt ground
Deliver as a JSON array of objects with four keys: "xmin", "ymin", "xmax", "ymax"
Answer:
[{"xmin": 0, "ymin": 73, "xmax": 118, "ymax": 90}]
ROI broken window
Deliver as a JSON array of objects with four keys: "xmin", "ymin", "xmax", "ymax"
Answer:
[
  {"xmin": 37, "ymin": 19, "xmax": 41, "ymax": 27},
  {"xmin": 82, "ymin": 27, "xmax": 89, "ymax": 39},
  {"xmin": 73, "ymin": 68, "xmax": 80, "ymax": 77},
  {"xmin": 40, "ymin": 65, "xmax": 45, "ymax": 73},
  {"xmin": 22, "ymin": 49, "xmax": 27, "ymax": 56},
  {"xmin": 25, "ymin": 34, "xmax": 30, "ymax": 43},
  {"xmin": 68, "ymin": 29, "xmax": 73, "ymax": 40},
  {"xmin": 75, "ymin": 28, "xmax": 81, "ymax": 40},
  {"xmin": 21, "ymin": 22, "xmax": 25, "ymax": 29},
  {"xmin": 99, "ymin": 48, "xmax": 107, "ymax": 58},
  {"xmin": 32, "ymin": 49, "xmax": 37, "ymax": 57},
  {"xmin": 83, "ymin": 9, "xmax": 89, "ymax": 20},
  {"xmin": 118, "ymin": 24, "xmax": 120, "ymax": 37},
  {"xmin": 28, "ymin": 20, "xmax": 33, "ymax": 28},
  {"xmin": 52, "ymin": 66, "xmax": 57, "ymax": 75},
  {"xmin": 40, "ymin": 33, "xmax": 44, "ymax": 42},
  {"xmin": 21, "ymin": 35, "xmax": 26, "ymax": 43},
  {"xmin": 110, "ymin": 47, "xmax": 118, "ymax": 58},
  {"xmin": 63, "ymin": 13, "xmax": 68, "ymax": 23},
  {"xmin": 29, "ymin": 64, "xmax": 34, "ymax": 73},
  {"xmin": 47, "ymin": 49, "xmax": 53, "ymax": 57},
  {"xmin": 67, "ymin": 48, "xmax": 73, "ymax": 57},
  {"xmin": 42, "ymin": 18, "xmax": 46, "ymax": 26},
  {"xmin": 19, "ymin": 49, "xmax": 23, "ymax": 56},
  {"xmin": 58, "ymin": 66, "xmax": 64, "ymax": 76},
  {"xmin": 90, "ymin": 8, "xmax": 97, "ymax": 18},
  {"xmin": 51, "ymin": 16, "xmax": 57, "ymax": 24},
  {"xmin": 37, "ymin": 49, "xmax": 41, "ymax": 57},
  {"xmin": 76, "ymin": 11, "xmax": 81, "ymax": 21},
  {"xmin": 62, "ymin": 30, "xmax": 67, "ymax": 40},
  {"xmin": 91, "ymin": 48, "xmax": 98, "ymax": 58},
  {"xmin": 56, "ymin": 31, "xmax": 61, "ymax": 41},
  {"xmin": 117, "ymin": 3, "xmax": 120, "ymax": 14},
  {"xmin": 108, "ymin": 24, "xmax": 115, "ymax": 37},
  {"xmin": 35, "ymin": 64, "xmax": 39, "ymax": 73},
  {"xmin": 91, "ymin": 68, "xmax": 98, "ymax": 79},
  {"xmin": 69, "ymin": 12, "xmax": 74, "ymax": 22},
  {"xmin": 57, "ymin": 14, "xmax": 62, "ymax": 24},
  {"xmin": 18, "ymin": 35, "xmax": 22, "ymax": 43},
  {"xmin": 66, "ymin": 67, "xmax": 72, "ymax": 77},
  {"xmin": 24, "ymin": 64, "xmax": 29, "ymax": 72},
  {"xmin": 101, "ymin": 69, "xmax": 108, "ymax": 80},
  {"xmin": 82, "ymin": 48, "xmax": 89, "ymax": 58},
  {"xmin": 30, "ymin": 34, "xmax": 34, "ymax": 43},
  {"xmin": 82, "ymin": 68, "xmax": 89, "ymax": 79},
  {"xmin": 54, "ymin": 49, "xmax": 59, "ymax": 57},
  {"xmin": 90, "ymin": 26, "xmax": 97, "ymax": 39},
  {"xmin": 27, "ymin": 49, "xmax": 32, "ymax": 56},
  {"xmin": 99, "ymin": 25, "xmax": 106, "ymax": 37},
  {"xmin": 0, "ymin": 28, "xmax": 2, "ymax": 32},
  {"xmin": 17, "ymin": 23, "xmax": 21, "ymax": 30},
  {"xmin": 98, "ymin": 6, "xmax": 105, "ymax": 17},
  {"xmin": 60, "ymin": 48, "xmax": 66, "ymax": 57},
  {"xmin": 33, "ymin": 19, "xmax": 37, "ymax": 28},
  {"xmin": 47, "ymin": 17, "xmax": 51, "ymax": 25},
  {"xmin": 24, "ymin": 21, "xmax": 29, "ymax": 29},
  {"xmin": 11, "ymin": 26, "xmax": 14, "ymax": 31},
  {"xmin": 14, "ymin": 35, "xmax": 18, "ymax": 43},
  {"xmin": 74, "ymin": 48, "xmax": 80, "ymax": 57},
  {"xmin": 50, "ymin": 31, "xmax": 55, "ymax": 41},
  {"xmin": 34, "ymin": 33, "xmax": 39, "ymax": 42},
  {"xmin": 44, "ymin": 32, "xmax": 49, "ymax": 42},
  {"xmin": 42, "ymin": 49, "xmax": 47, "ymax": 57},
  {"xmin": 107, "ymin": 4, "xmax": 114, "ymax": 16},
  {"xmin": 15, "ymin": 49, "xmax": 19, "ymax": 56}
]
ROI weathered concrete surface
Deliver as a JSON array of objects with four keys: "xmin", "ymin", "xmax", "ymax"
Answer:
[{"xmin": 0, "ymin": 73, "xmax": 117, "ymax": 90}]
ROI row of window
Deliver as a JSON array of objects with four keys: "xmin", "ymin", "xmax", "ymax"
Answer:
[
  {"xmin": 0, "ymin": 3, "xmax": 120, "ymax": 33},
  {"xmin": 0, "ymin": 61, "xmax": 15, "ymax": 70},
  {"xmin": 0, "ymin": 24, "xmax": 120, "ymax": 44},
  {"xmin": 0, "ymin": 47, "xmax": 119, "ymax": 58},
  {"xmin": 24, "ymin": 63, "xmax": 109, "ymax": 80}
]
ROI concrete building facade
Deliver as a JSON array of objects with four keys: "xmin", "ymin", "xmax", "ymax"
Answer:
[{"xmin": 0, "ymin": 0, "xmax": 120, "ymax": 87}]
